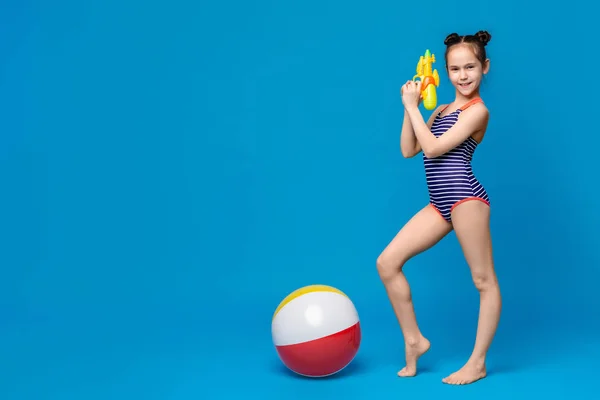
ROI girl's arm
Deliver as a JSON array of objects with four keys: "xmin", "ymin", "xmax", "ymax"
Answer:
[
  {"xmin": 400, "ymin": 109, "xmax": 420, "ymax": 158},
  {"xmin": 400, "ymin": 105, "xmax": 444, "ymax": 158},
  {"xmin": 404, "ymin": 103, "xmax": 489, "ymax": 158}
]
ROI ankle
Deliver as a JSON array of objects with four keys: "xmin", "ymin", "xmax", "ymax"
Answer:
[
  {"xmin": 405, "ymin": 334, "xmax": 424, "ymax": 347},
  {"xmin": 467, "ymin": 355, "xmax": 486, "ymax": 367}
]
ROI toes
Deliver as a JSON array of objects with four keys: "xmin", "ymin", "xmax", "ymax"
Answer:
[
  {"xmin": 442, "ymin": 374, "xmax": 479, "ymax": 385},
  {"xmin": 442, "ymin": 373, "xmax": 461, "ymax": 385},
  {"xmin": 398, "ymin": 367, "xmax": 416, "ymax": 377},
  {"xmin": 442, "ymin": 373, "xmax": 455, "ymax": 384}
]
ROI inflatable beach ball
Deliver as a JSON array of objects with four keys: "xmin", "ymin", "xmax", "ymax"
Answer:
[{"xmin": 271, "ymin": 284, "xmax": 361, "ymax": 377}]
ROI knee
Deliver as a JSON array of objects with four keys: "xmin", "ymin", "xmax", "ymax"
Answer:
[
  {"xmin": 376, "ymin": 253, "xmax": 405, "ymax": 282},
  {"xmin": 472, "ymin": 271, "xmax": 498, "ymax": 292}
]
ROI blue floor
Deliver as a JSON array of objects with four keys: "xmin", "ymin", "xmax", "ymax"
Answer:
[
  {"xmin": 2, "ymin": 311, "xmax": 597, "ymax": 399},
  {"xmin": 2, "ymin": 1, "xmax": 599, "ymax": 399}
]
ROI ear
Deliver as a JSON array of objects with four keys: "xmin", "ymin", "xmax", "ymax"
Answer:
[{"xmin": 482, "ymin": 59, "xmax": 490, "ymax": 74}]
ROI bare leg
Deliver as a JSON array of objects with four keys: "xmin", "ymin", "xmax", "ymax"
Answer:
[
  {"xmin": 377, "ymin": 204, "xmax": 452, "ymax": 377},
  {"xmin": 442, "ymin": 200, "xmax": 501, "ymax": 385}
]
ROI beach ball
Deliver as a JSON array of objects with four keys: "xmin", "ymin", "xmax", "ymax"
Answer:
[{"xmin": 271, "ymin": 284, "xmax": 361, "ymax": 377}]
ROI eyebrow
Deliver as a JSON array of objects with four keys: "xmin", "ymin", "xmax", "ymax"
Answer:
[{"xmin": 448, "ymin": 63, "xmax": 476, "ymax": 68}]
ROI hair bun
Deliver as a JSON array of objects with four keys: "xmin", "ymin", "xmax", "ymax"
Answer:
[
  {"xmin": 475, "ymin": 30, "xmax": 492, "ymax": 45},
  {"xmin": 444, "ymin": 33, "xmax": 461, "ymax": 46}
]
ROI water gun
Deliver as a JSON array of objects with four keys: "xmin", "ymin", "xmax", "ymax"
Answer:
[{"xmin": 412, "ymin": 49, "xmax": 440, "ymax": 110}]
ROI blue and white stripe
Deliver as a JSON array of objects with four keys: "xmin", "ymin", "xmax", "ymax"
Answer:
[{"xmin": 423, "ymin": 108, "xmax": 490, "ymax": 222}]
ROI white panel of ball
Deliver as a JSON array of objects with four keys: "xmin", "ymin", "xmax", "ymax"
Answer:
[{"xmin": 272, "ymin": 291, "xmax": 359, "ymax": 346}]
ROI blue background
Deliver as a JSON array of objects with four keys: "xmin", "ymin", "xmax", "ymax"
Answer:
[{"xmin": 1, "ymin": 0, "xmax": 598, "ymax": 399}]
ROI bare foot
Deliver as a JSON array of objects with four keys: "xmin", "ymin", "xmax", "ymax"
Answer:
[
  {"xmin": 442, "ymin": 360, "xmax": 487, "ymax": 385},
  {"xmin": 397, "ymin": 336, "xmax": 430, "ymax": 377}
]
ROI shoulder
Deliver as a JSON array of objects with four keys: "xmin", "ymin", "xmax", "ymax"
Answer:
[
  {"xmin": 460, "ymin": 101, "xmax": 489, "ymax": 125},
  {"xmin": 474, "ymin": 101, "xmax": 489, "ymax": 116},
  {"xmin": 471, "ymin": 101, "xmax": 489, "ymax": 115}
]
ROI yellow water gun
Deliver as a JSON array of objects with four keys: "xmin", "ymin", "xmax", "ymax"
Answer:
[{"xmin": 412, "ymin": 49, "xmax": 440, "ymax": 110}]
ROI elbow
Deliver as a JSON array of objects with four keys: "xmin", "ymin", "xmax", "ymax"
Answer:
[
  {"xmin": 400, "ymin": 145, "xmax": 412, "ymax": 158},
  {"xmin": 423, "ymin": 146, "xmax": 441, "ymax": 159},
  {"xmin": 401, "ymin": 147, "xmax": 417, "ymax": 158}
]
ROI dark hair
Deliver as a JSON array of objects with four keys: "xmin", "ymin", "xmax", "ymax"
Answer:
[{"xmin": 443, "ymin": 30, "xmax": 491, "ymax": 67}]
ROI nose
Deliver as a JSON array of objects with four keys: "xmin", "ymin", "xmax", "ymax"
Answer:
[{"xmin": 459, "ymin": 69, "xmax": 468, "ymax": 80}]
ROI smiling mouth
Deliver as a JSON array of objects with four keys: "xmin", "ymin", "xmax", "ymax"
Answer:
[{"xmin": 459, "ymin": 82, "xmax": 471, "ymax": 87}]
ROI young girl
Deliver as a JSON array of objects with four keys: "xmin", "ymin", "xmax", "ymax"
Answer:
[{"xmin": 376, "ymin": 31, "xmax": 501, "ymax": 385}]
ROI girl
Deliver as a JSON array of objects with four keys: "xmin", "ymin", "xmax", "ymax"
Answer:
[{"xmin": 376, "ymin": 31, "xmax": 501, "ymax": 385}]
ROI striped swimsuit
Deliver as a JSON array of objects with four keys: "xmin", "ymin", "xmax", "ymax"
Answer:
[{"xmin": 424, "ymin": 98, "xmax": 490, "ymax": 222}]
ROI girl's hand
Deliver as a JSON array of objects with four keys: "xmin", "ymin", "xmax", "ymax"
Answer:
[{"xmin": 400, "ymin": 80, "xmax": 422, "ymax": 109}]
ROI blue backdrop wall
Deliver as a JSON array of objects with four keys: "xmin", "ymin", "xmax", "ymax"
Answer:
[{"xmin": 1, "ymin": 0, "xmax": 598, "ymax": 399}]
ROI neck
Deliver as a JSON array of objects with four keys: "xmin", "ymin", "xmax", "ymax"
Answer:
[{"xmin": 454, "ymin": 91, "xmax": 481, "ymax": 105}]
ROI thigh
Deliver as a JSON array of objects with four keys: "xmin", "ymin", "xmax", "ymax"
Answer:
[
  {"xmin": 379, "ymin": 204, "xmax": 453, "ymax": 268},
  {"xmin": 451, "ymin": 200, "xmax": 495, "ymax": 278}
]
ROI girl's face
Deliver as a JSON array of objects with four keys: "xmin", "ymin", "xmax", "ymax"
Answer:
[{"xmin": 446, "ymin": 44, "xmax": 490, "ymax": 97}]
